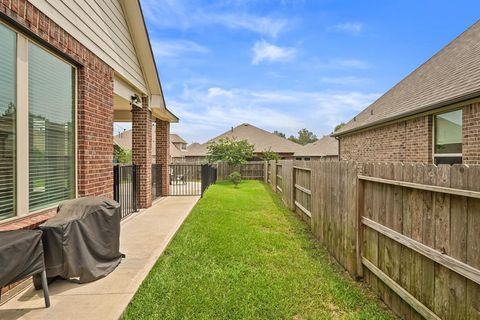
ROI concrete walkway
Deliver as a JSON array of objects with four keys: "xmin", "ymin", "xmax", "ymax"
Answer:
[{"xmin": 0, "ymin": 196, "xmax": 200, "ymax": 320}]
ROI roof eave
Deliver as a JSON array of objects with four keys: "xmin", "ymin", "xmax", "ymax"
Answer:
[{"xmin": 333, "ymin": 91, "xmax": 480, "ymax": 137}]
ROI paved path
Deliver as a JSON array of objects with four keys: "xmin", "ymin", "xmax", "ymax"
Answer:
[{"xmin": 0, "ymin": 196, "xmax": 200, "ymax": 320}]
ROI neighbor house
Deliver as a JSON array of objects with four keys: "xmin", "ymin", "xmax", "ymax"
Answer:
[
  {"xmin": 114, "ymin": 129, "xmax": 187, "ymax": 163},
  {"xmin": 294, "ymin": 136, "xmax": 339, "ymax": 161},
  {"xmin": 333, "ymin": 20, "xmax": 480, "ymax": 165},
  {"xmin": 183, "ymin": 123, "xmax": 302, "ymax": 162},
  {"xmin": 0, "ymin": 1, "xmax": 178, "ymax": 228}
]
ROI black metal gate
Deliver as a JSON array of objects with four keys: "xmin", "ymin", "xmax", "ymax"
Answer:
[
  {"xmin": 152, "ymin": 164, "xmax": 162, "ymax": 201},
  {"xmin": 113, "ymin": 164, "xmax": 139, "ymax": 219},
  {"xmin": 169, "ymin": 164, "xmax": 217, "ymax": 196}
]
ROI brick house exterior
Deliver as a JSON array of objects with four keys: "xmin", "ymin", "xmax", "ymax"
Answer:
[
  {"xmin": 334, "ymin": 21, "xmax": 480, "ymax": 165},
  {"xmin": 0, "ymin": 0, "xmax": 177, "ymax": 300}
]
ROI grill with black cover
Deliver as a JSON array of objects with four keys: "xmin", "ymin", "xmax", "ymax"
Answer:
[{"xmin": 39, "ymin": 196, "xmax": 123, "ymax": 283}]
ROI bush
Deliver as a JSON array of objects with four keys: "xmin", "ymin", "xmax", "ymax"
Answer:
[{"xmin": 228, "ymin": 171, "xmax": 242, "ymax": 188}]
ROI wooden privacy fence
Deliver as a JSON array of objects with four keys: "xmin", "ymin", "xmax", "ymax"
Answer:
[
  {"xmin": 216, "ymin": 161, "xmax": 265, "ymax": 180},
  {"xmin": 268, "ymin": 160, "xmax": 480, "ymax": 320}
]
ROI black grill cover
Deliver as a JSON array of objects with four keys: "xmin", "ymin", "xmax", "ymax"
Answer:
[
  {"xmin": 0, "ymin": 230, "xmax": 44, "ymax": 288},
  {"xmin": 39, "ymin": 197, "xmax": 122, "ymax": 283}
]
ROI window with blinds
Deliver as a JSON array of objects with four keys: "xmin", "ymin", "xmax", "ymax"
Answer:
[
  {"xmin": 29, "ymin": 43, "xmax": 75, "ymax": 211},
  {"xmin": 0, "ymin": 24, "xmax": 16, "ymax": 220}
]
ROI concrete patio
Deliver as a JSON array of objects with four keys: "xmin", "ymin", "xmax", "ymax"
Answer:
[{"xmin": 0, "ymin": 196, "xmax": 200, "ymax": 320}]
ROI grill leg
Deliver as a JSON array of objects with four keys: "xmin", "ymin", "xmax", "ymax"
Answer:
[{"xmin": 40, "ymin": 270, "xmax": 50, "ymax": 308}]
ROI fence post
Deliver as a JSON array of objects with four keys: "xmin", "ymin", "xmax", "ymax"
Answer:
[
  {"xmin": 356, "ymin": 176, "xmax": 364, "ymax": 279},
  {"xmin": 264, "ymin": 161, "xmax": 268, "ymax": 183},
  {"xmin": 113, "ymin": 165, "xmax": 119, "ymax": 202}
]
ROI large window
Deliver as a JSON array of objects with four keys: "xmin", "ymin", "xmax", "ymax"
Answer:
[
  {"xmin": 434, "ymin": 110, "xmax": 462, "ymax": 165},
  {"xmin": 0, "ymin": 22, "xmax": 76, "ymax": 220},
  {"xmin": 0, "ymin": 24, "xmax": 16, "ymax": 220},
  {"xmin": 29, "ymin": 43, "xmax": 75, "ymax": 211}
]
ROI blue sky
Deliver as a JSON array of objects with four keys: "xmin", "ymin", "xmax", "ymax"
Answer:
[{"xmin": 134, "ymin": 0, "xmax": 479, "ymax": 144}]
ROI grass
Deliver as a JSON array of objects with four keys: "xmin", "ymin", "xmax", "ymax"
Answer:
[{"xmin": 123, "ymin": 180, "xmax": 394, "ymax": 320}]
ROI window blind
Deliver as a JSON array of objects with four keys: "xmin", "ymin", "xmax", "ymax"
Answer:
[
  {"xmin": 0, "ymin": 24, "xmax": 16, "ymax": 220},
  {"xmin": 29, "ymin": 43, "xmax": 75, "ymax": 211}
]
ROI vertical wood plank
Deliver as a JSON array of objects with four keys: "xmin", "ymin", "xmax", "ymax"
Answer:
[
  {"xmin": 466, "ymin": 165, "xmax": 480, "ymax": 319},
  {"xmin": 433, "ymin": 165, "xmax": 451, "ymax": 319},
  {"xmin": 400, "ymin": 163, "xmax": 414, "ymax": 319},
  {"xmin": 449, "ymin": 164, "xmax": 468, "ymax": 320},
  {"xmin": 422, "ymin": 164, "xmax": 436, "ymax": 313}
]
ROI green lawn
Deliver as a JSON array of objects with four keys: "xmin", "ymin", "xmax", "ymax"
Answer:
[{"xmin": 123, "ymin": 180, "xmax": 394, "ymax": 320}]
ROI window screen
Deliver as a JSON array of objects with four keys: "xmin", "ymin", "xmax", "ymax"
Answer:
[
  {"xmin": 0, "ymin": 24, "xmax": 16, "ymax": 220},
  {"xmin": 434, "ymin": 110, "xmax": 462, "ymax": 154},
  {"xmin": 29, "ymin": 42, "xmax": 75, "ymax": 211}
]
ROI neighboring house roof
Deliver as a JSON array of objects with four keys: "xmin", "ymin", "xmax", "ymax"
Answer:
[
  {"xmin": 170, "ymin": 134, "xmax": 187, "ymax": 144},
  {"xmin": 185, "ymin": 123, "xmax": 302, "ymax": 157},
  {"xmin": 113, "ymin": 129, "xmax": 186, "ymax": 158},
  {"xmin": 185, "ymin": 143, "xmax": 208, "ymax": 157},
  {"xmin": 294, "ymin": 136, "xmax": 338, "ymax": 157},
  {"xmin": 334, "ymin": 20, "xmax": 480, "ymax": 136}
]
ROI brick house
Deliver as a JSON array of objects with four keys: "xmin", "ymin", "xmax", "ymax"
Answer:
[
  {"xmin": 0, "ymin": 0, "xmax": 177, "ymax": 232},
  {"xmin": 333, "ymin": 20, "xmax": 480, "ymax": 165}
]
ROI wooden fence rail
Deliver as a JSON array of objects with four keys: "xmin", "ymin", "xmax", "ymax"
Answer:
[{"xmin": 267, "ymin": 160, "xmax": 480, "ymax": 320}]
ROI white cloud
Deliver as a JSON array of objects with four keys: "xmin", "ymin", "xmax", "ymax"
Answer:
[
  {"xmin": 166, "ymin": 85, "xmax": 380, "ymax": 143},
  {"xmin": 333, "ymin": 22, "xmax": 364, "ymax": 35},
  {"xmin": 151, "ymin": 40, "xmax": 209, "ymax": 57},
  {"xmin": 141, "ymin": 0, "xmax": 287, "ymax": 38},
  {"xmin": 252, "ymin": 40, "xmax": 296, "ymax": 64}
]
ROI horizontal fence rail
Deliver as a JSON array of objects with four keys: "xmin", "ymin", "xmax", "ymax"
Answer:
[{"xmin": 266, "ymin": 160, "xmax": 480, "ymax": 320}]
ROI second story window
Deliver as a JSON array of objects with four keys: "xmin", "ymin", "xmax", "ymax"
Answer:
[{"xmin": 434, "ymin": 109, "xmax": 462, "ymax": 165}]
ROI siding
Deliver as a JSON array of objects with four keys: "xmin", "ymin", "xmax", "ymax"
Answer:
[{"xmin": 30, "ymin": 0, "xmax": 147, "ymax": 93}]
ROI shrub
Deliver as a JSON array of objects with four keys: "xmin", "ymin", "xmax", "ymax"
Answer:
[{"xmin": 228, "ymin": 171, "xmax": 242, "ymax": 188}]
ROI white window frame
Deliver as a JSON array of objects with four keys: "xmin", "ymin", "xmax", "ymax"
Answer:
[
  {"xmin": 0, "ymin": 21, "xmax": 78, "ymax": 222},
  {"xmin": 432, "ymin": 109, "xmax": 463, "ymax": 165}
]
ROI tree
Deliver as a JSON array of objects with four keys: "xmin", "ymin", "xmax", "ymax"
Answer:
[
  {"xmin": 261, "ymin": 147, "xmax": 280, "ymax": 161},
  {"xmin": 334, "ymin": 122, "xmax": 346, "ymax": 132},
  {"xmin": 206, "ymin": 137, "xmax": 254, "ymax": 166},
  {"xmin": 273, "ymin": 130, "xmax": 286, "ymax": 138},
  {"xmin": 288, "ymin": 128, "xmax": 318, "ymax": 145},
  {"xmin": 228, "ymin": 171, "xmax": 242, "ymax": 188},
  {"xmin": 113, "ymin": 146, "xmax": 132, "ymax": 164}
]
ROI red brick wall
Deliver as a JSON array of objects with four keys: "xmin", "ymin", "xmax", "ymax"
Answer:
[
  {"xmin": 340, "ymin": 102, "xmax": 480, "ymax": 164},
  {"xmin": 132, "ymin": 99, "xmax": 152, "ymax": 209},
  {"xmin": 0, "ymin": 1, "xmax": 114, "ymax": 228},
  {"xmin": 339, "ymin": 115, "xmax": 432, "ymax": 163},
  {"xmin": 156, "ymin": 119, "xmax": 170, "ymax": 196},
  {"xmin": 462, "ymin": 102, "xmax": 480, "ymax": 164}
]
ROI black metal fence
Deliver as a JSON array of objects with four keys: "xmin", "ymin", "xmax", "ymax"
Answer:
[
  {"xmin": 201, "ymin": 164, "xmax": 217, "ymax": 196},
  {"xmin": 169, "ymin": 164, "xmax": 202, "ymax": 196},
  {"xmin": 113, "ymin": 164, "xmax": 139, "ymax": 219},
  {"xmin": 151, "ymin": 164, "xmax": 162, "ymax": 201}
]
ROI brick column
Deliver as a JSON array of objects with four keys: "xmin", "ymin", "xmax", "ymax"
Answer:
[
  {"xmin": 156, "ymin": 119, "xmax": 170, "ymax": 196},
  {"xmin": 132, "ymin": 98, "xmax": 152, "ymax": 209}
]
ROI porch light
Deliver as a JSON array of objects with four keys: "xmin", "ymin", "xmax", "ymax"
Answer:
[{"xmin": 130, "ymin": 94, "xmax": 142, "ymax": 108}]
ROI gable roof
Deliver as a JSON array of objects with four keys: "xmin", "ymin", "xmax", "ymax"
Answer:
[
  {"xmin": 113, "ymin": 129, "xmax": 186, "ymax": 158},
  {"xmin": 170, "ymin": 134, "xmax": 187, "ymax": 144},
  {"xmin": 185, "ymin": 123, "xmax": 302, "ymax": 157},
  {"xmin": 294, "ymin": 136, "xmax": 338, "ymax": 157},
  {"xmin": 334, "ymin": 19, "xmax": 480, "ymax": 136}
]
